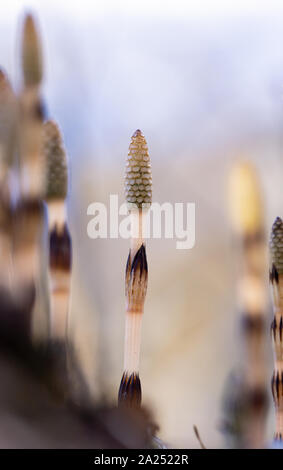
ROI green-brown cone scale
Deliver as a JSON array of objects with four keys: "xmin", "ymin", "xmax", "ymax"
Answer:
[
  {"xmin": 43, "ymin": 120, "xmax": 68, "ymax": 200},
  {"xmin": 125, "ymin": 130, "xmax": 152, "ymax": 209},
  {"xmin": 270, "ymin": 217, "xmax": 283, "ymax": 275}
]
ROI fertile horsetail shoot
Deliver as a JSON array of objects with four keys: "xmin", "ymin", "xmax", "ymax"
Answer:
[
  {"xmin": 43, "ymin": 120, "xmax": 71, "ymax": 341},
  {"xmin": 0, "ymin": 70, "xmax": 16, "ymax": 293},
  {"xmin": 13, "ymin": 13, "xmax": 45, "ymax": 324},
  {"xmin": 118, "ymin": 129, "xmax": 152, "ymax": 408},
  {"xmin": 228, "ymin": 161, "xmax": 268, "ymax": 448},
  {"xmin": 270, "ymin": 217, "xmax": 283, "ymax": 442}
]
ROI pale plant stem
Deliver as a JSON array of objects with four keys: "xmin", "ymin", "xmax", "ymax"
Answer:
[
  {"xmin": 124, "ymin": 312, "xmax": 143, "ymax": 373},
  {"xmin": 124, "ymin": 208, "xmax": 148, "ymax": 375},
  {"xmin": 271, "ymin": 274, "xmax": 283, "ymax": 440},
  {"xmin": 130, "ymin": 208, "xmax": 145, "ymax": 257}
]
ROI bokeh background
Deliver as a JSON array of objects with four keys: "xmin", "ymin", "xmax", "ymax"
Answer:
[{"xmin": 1, "ymin": 0, "xmax": 283, "ymax": 447}]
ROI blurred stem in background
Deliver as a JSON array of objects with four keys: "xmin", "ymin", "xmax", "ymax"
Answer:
[
  {"xmin": 223, "ymin": 161, "xmax": 269, "ymax": 448},
  {"xmin": 43, "ymin": 119, "xmax": 71, "ymax": 342},
  {"xmin": 270, "ymin": 217, "xmax": 283, "ymax": 442},
  {"xmin": 12, "ymin": 13, "xmax": 46, "ymax": 341},
  {"xmin": 42, "ymin": 119, "xmax": 74, "ymax": 400},
  {"xmin": 0, "ymin": 70, "xmax": 17, "ymax": 296}
]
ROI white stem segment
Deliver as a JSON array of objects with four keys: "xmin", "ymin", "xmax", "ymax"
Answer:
[
  {"xmin": 276, "ymin": 410, "xmax": 283, "ymax": 439},
  {"xmin": 130, "ymin": 208, "xmax": 146, "ymax": 257},
  {"xmin": 123, "ymin": 312, "xmax": 143, "ymax": 373},
  {"xmin": 48, "ymin": 199, "xmax": 66, "ymax": 232},
  {"xmin": 49, "ymin": 269, "xmax": 70, "ymax": 339}
]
